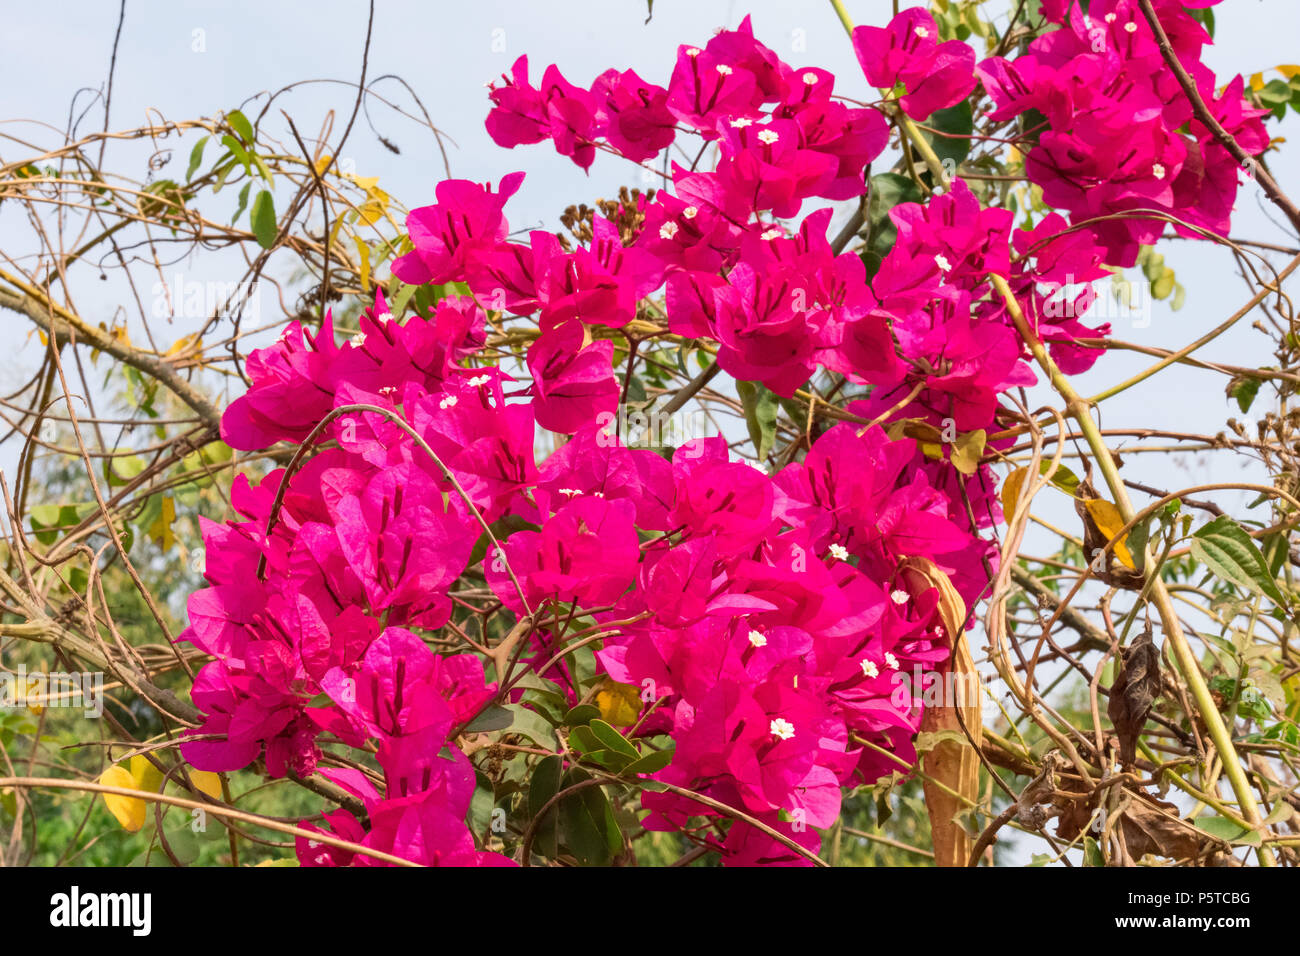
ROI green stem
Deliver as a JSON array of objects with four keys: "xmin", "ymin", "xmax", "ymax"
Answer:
[{"xmin": 991, "ymin": 274, "xmax": 1275, "ymax": 865}]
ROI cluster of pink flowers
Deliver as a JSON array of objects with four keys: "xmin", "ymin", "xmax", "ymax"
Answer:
[
  {"xmin": 976, "ymin": 0, "xmax": 1269, "ymax": 266},
  {"xmin": 178, "ymin": 2, "xmax": 1263, "ymax": 865}
]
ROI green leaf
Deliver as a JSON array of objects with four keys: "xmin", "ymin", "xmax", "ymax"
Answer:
[
  {"xmin": 620, "ymin": 746, "xmax": 674, "ymax": 777},
  {"xmin": 468, "ymin": 769, "xmax": 496, "ymax": 839},
  {"xmin": 867, "ymin": 172, "xmax": 924, "ymax": 260},
  {"xmin": 588, "ymin": 720, "xmax": 639, "ymax": 761},
  {"xmin": 1228, "ymin": 376, "xmax": 1261, "ymax": 414},
  {"xmin": 502, "ymin": 703, "xmax": 557, "ymax": 748},
  {"xmin": 526, "ymin": 754, "xmax": 562, "ymax": 859},
  {"xmin": 736, "ymin": 380, "xmax": 778, "ymax": 461},
  {"xmin": 186, "ymin": 136, "xmax": 208, "ymax": 182},
  {"xmin": 1190, "ymin": 515, "xmax": 1286, "ymax": 606},
  {"xmin": 226, "ymin": 109, "xmax": 255, "ymax": 145},
  {"xmin": 231, "ymin": 182, "xmax": 251, "ymax": 225},
  {"xmin": 463, "ymin": 705, "xmax": 513, "ymax": 733},
  {"xmin": 1195, "ymin": 814, "xmax": 1261, "ymax": 846},
  {"xmin": 1083, "ymin": 836, "xmax": 1105, "ymax": 866},
  {"xmin": 558, "ymin": 769, "xmax": 620, "ymax": 865},
  {"xmin": 568, "ymin": 725, "xmax": 633, "ymax": 771},
  {"xmin": 923, "ymin": 100, "xmax": 973, "ymax": 170},
  {"xmin": 250, "ymin": 189, "xmax": 277, "ymax": 249},
  {"xmin": 563, "ymin": 703, "xmax": 602, "ymax": 727},
  {"xmin": 220, "ymin": 134, "xmax": 252, "ymax": 173}
]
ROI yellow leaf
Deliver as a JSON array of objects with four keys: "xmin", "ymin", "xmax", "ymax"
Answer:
[
  {"xmin": 99, "ymin": 765, "xmax": 147, "ymax": 832},
  {"xmin": 353, "ymin": 235, "xmax": 372, "ymax": 292},
  {"xmin": 1083, "ymin": 498, "xmax": 1136, "ymax": 570},
  {"xmin": 1250, "ymin": 72, "xmax": 1265, "ymax": 91},
  {"xmin": 1001, "ymin": 466, "xmax": 1028, "ymax": 521},
  {"xmin": 357, "ymin": 199, "xmax": 386, "ymax": 226},
  {"xmin": 347, "ymin": 174, "xmax": 380, "ymax": 192},
  {"xmin": 1275, "ymin": 64, "xmax": 1300, "ymax": 79},
  {"xmin": 313, "ymin": 153, "xmax": 333, "ymax": 176},
  {"xmin": 146, "ymin": 495, "xmax": 176, "ymax": 552},
  {"xmin": 188, "ymin": 770, "xmax": 222, "ymax": 800},
  {"xmin": 594, "ymin": 679, "xmax": 642, "ymax": 726},
  {"xmin": 128, "ymin": 755, "xmax": 163, "ymax": 795},
  {"xmin": 950, "ymin": 429, "xmax": 987, "ymax": 475},
  {"xmin": 165, "ymin": 333, "xmax": 201, "ymax": 357}
]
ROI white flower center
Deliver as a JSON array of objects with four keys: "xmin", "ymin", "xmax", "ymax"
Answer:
[
  {"xmin": 861, "ymin": 659, "xmax": 879, "ymax": 678},
  {"xmin": 915, "ymin": 26, "xmax": 930, "ymax": 39},
  {"xmin": 683, "ymin": 205, "xmax": 699, "ymax": 219},
  {"xmin": 468, "ymin": 374, "xmax": 491, "ymax": 387},
  {"xmin": 885, "ymin": 652, "xmax": 899, "ymax": 670},
  {"xmin": 760, "ymin": 227, "xmax": 783, "ymax": 241},
  {"xmin": 935, "ymin": 253, "xmax": 952, "ymax": 272},
  {"xmin": 757, "ymin": 129, "xmax": 780, "ymax": 145},
  {"xmin": 748, "ymin": 629, "xmax": 767, "ymax": 648},
  {"xmin": 350, "ymin": 332, "xmax": 366, "ymax": 347},
  {"xmin": 1124, "ymin": 21, "xmax": 1138, "ymax": 33},
  {"xmin": 685, "ymin": 47, "xmax": 701, "ymax": 57},
  {"xmin": 769, "ymin": 717, "xmax": 795, "ymax": 740},
  {"xmin": 1152, "ymin": 163, "xmax": 1166, "ymax": 180},
  {"xmin": 660, "ymin": 221, "xmax": 680, "ymax": 240},
  {"xmin": 890, "ymin": 589, "xmax": 909, "ymax": 605},
  {"xmin": 829, "ymin": 543, "xmax": 849, "ymax": 561},
  {"xmin": 439, "ymin": 395, "xmax": 458, "ymax": 409},
  {"xmin": 716, "ymin": 64, "xmax": 733, "ymax": 76},
  {"xmin": 802, "ymin": 72, "xmax": 818, "ymax": 85},
  {"xmin": 730, "ymin": 117, "xmax": 754, "ymax": 128}
]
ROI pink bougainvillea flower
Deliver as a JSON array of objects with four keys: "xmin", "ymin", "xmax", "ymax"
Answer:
[{"xmin": 852, "ymin": 8, "xmax": 976, "ymax": 119}]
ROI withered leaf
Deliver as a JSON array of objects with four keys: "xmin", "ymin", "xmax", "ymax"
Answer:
[
  {"xmin": 1074, "ymin": 473, "xmax": 1145, "ymax": 591},
  {"xmin": 1108, "ymin": 623, "xmax": 1161, "ymax": 767}
]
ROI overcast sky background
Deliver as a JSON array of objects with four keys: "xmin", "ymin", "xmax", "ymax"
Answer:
[{"xmin": 2, "ymin": 1, "xmax": 1298, "ymax": 863}]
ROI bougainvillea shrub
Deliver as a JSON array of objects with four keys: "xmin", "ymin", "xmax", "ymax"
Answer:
[{"xmin": 178, "ymin": 1, "xmax": 1269, "ymax": 866}]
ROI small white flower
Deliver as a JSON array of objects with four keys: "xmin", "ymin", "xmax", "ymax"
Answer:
[
  {"xmin": 683, "ymin": 205, "xmax": 699, "ymax": 219},
  {"xmin": 716, "ymin": 64, "xmax": 733, "ymax": 76},
  {"xmin": 748, "ymin": 629, "xmax": 767, "ymax": 648},
  {"xmin": 468, "ymin": 374, "xmax": 491, "ymax": 387},
  {"xmin": 935, "ymin": 253, "xmax": 952, "ymax": 272},
  {"xmin": 730, "ymin": 117, "xmax": 754, "ymax": 128},
  {"xmin": 860, "ymin": 659, "xmax": 879, "ymax": 679},
  {"xmin": 802, "ymin": 72, "xmax": 818, "ymax": 85},
  {"xmin": 685, "ymin": 47, "xmax": 702, "ymax": 57},
  {"xmin": 890, "ymin": 589, "xmax": 909, "ymax": 605},
  {"xmin": 915, "ymin": 25, "xmax": 930, "ymax": 39},
  {"xmin": 829, "ymin": 543, "xmax": 850, "ymax": 561},
  {"xmin": 660, "ymin": 221, "xmax": 680, "ymax": 240},
  {"xmin": 375, "ymin": 310, "xmax": 394, "ymax": 324},
  {"xmin": 439, "ymin": 395, "xmax": 458, "ymax": 410},
  {"xmin": 760, "ymin": 227, "xmax": 783, "ymax": 241},
  {"xmin": 884, "ymin": 652, "xmax": 900, "ymax": 670},
  {"xmin": 592, "ymin": 491, "xmax": 606, "ymax": 498},
  {"xmin": 757, "ymin": 129, "xmax": 780, "ymax": 145},
  {"xmin": 1104, "ymin": 12, "xmax": 1117, "ymax": 23},
  {"xmin": 1151, "ymin": 163, "xmax": 1166, "ymax": 180},
  {"xmin": 559, "ymin": 488, "xmax": 582, "ymax": 497},
  {"xmin": 769, "ymin": 717, "xmax": 795, "ymax": 740},
  {"xmin": 1124, "ymin": 21, "xmax": 1138, "ymax": 33},
  {"xmin": 349, "ymin": 332, "xmax": 367, "ymax": 347}
]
